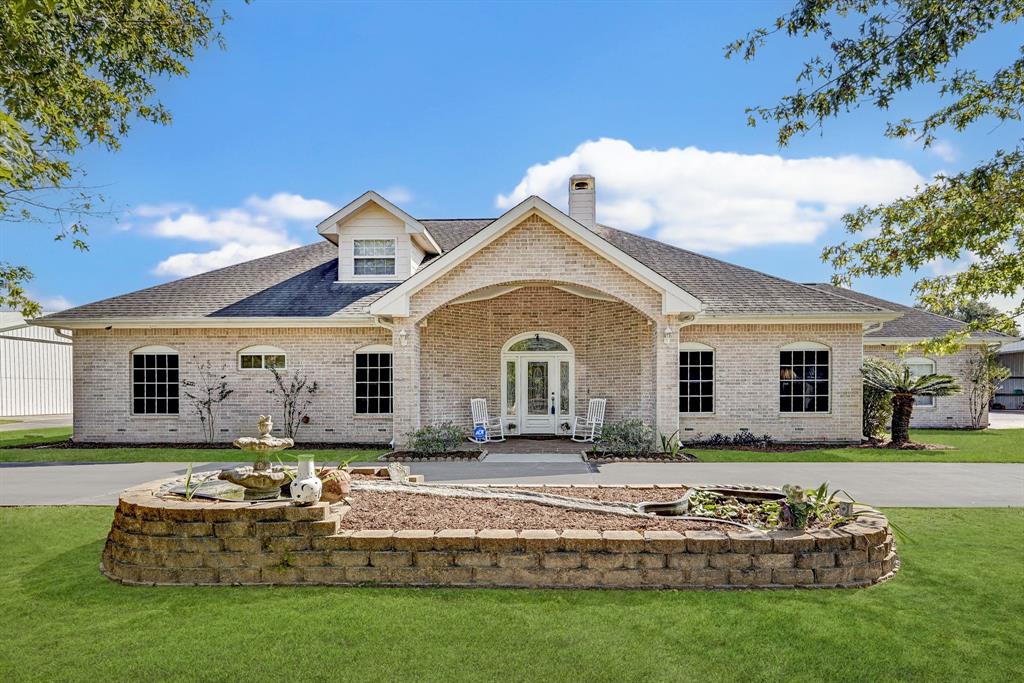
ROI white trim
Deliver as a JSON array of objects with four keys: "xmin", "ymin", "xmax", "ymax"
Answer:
[
  {"xmin": 352, "ymin": 237, "xmax": 398, "ymax": 278},
  {"xmin": 353, "ymin": 346, "xmax": 394, "ymax": 416},
  {"xmin": 678, "ymin": 341, "xmax": 714, "ymax": 351},
  {"xmin": 131, "ymin": 345, "xmax": 178, "ymax": 355},
  {"xmin": 238, "ymin": 345, "xmax": 287, "ymax": 370},
  {"xmin": 697, "ymin": 312, "xmax": 899, "ymax": 324},
  {"xmin": 865, "ymin": 336, "xmax": 999, "ymax": 345},
  {"xmin": 316, "ymin": 190, "xmax": 441, "ymax": 254},
  {"xmin": 368, "ymin": 196, "xmax": 703, "ymax": 318},
  {"xmin": 501, "ymin": 331, "xmax": 575, "ymax": 354}
]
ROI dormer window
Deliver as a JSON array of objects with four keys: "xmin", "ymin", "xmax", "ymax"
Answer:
[{"xmin": 354, "ymin": 238, "xmax": 396, "ymax": 276}]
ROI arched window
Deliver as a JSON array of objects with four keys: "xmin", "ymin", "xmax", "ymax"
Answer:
[
  {"xmin": 779, "ymin": 342, "xmax": 830, "ymax": 413},
  {"xmin": 131, "ymin": 345, "xmax": 179, "ymax": 415},
  {"xmin": 506, "ymin": 335, "xmax": 568, "ymax": 352},
  {"xmin": 904, "ymin": 357, "xmax": 937, "ymax": 407},
  {"xmin": 679, "ymin": 342, "xmax": 714, "ymax": 414},
  {"xmin": 238, "ymin": 345, "xmax": 287, "ymax": 370},
  {"xmin": 355, "ymin": 344, "xmax": 393, "ymax": 415}
]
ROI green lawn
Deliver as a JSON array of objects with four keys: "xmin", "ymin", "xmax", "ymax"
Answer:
[
  {"xmin": 2, "ymin": 426, "xmax": 1021, "ymax": 463},
  {"xmin": 0, "ymin": 507, "xmax": 1020, "ymax": 681},
  {"xmin": 691, "ymin": 428, "xmax": 1024, "ymax": 462}
]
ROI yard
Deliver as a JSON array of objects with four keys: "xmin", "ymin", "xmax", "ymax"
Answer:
[
  {"xmin": 1, "ymin": 427, "xmax": 1021, "ymax": 463},
  {"xmin": 0, "ymin": 506, "xmax": 1020, "ymax": 681}
]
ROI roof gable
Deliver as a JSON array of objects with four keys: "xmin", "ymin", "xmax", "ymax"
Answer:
[
  {"xmin": 317, "ymin": 190, "xmax": 441, "ymax": 254},
  {"xmin": 368, "ymin": 196, "xmax": 704, "ymax": 317}
]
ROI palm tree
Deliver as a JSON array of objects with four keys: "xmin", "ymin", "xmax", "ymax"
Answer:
[{"xmin": 861, "ymin": 358, "xmax": 961, "ymax": 448}]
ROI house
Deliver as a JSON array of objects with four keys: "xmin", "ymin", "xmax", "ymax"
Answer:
[
  {"xmin": 0, "ymin": 311, "xmax": 73, "ymax": 417},
  {"xmin": 31, "ymin": 176, "xmax": 1012, "ymax": 445},
  {"xmin": 995, "ymin": 341, "xmax": 1024, "ymax": 410}
]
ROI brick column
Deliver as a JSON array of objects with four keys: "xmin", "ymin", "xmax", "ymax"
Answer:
[
  {"xmin": 391, "ymin": 319, "xmax": 421, "ymax": 448},
  {"xmin": 654, "ymin": 316, "xmax": 680, "ymax": 440}
]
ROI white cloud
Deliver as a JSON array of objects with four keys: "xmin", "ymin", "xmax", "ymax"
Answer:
[
  {"xmin": 140, "ymin": 193, "xmax": 332, "ymax": 278},
  {"xmin": 243, "ymin": 193, "xmax": 334, "ymax": 221},
  {"xmin": 928, "ymin": 139, "xmax": 957, "ymax": 163},
  {"xmin": 381, "ymin": 186, "xmax": 413, "ymax": 204},
  {"xmin": 497, "ymin": 138, "xmax": 925, "ymax": 252}
]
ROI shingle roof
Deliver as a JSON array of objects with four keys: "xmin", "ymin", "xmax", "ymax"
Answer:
[
  {"xmin": 805, "ymin": 283, "xmax": 1015, "ymax": 340},
  {"xmin": 594, "ymin": 226, "xmax": 886, "ymax": 315},
  {"xmin": 38, "ymin": 215, "xmax": 898, "ymax": 324},
  {"xmin": 43, "ymin": 241, "xmax": 392, "ymax": 320}
]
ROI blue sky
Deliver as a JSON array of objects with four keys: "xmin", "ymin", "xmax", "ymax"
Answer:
[{"xmin": 3, "ymin": 0, "xmax": 1019, "ymax": 312}]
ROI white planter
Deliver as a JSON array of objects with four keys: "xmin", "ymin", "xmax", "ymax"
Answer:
[{"xmin": 290, "ymin": 454, "xmax": 322, "ymax": 505}]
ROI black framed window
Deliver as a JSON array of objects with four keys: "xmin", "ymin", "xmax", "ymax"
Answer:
[
  {"xmin": 355, "ymin": 352, "xmax": 392, "ymax": 414},
  {"xmin": 679, "ymin": 349, "xmax": 714, "ymax": 413},
  {"xmin": 780, "ymin": 348, "xmax": 829, "ymax": 413},
  {"xmin": 132, "ymin": 352, "xmax": 179, "ymax": 415}
]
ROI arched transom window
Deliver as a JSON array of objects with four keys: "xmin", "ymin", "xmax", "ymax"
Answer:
[{"xmin": 506, "ymin": 334, "xmax": 568, "ymax": 352}]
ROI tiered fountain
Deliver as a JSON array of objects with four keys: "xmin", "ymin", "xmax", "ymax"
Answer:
[{"xmin": 217, "ymin": 415, "xmax": 294, "ymax": 500}]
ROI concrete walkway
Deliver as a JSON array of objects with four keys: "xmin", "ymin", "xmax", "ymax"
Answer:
[
  {"xmin": 989, "ymin": 411, "xmax": 1024, "ymax": 429},
  {"xmin": 1, "ymin": 459, "xmax": 1021, "ymax": 507}
]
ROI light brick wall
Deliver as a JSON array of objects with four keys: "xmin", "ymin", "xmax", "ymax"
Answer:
[
  {"xmin": 679, "ymin": 324, "xmax": 864, "ymax": 443},
  {"xmin": 864, "ymin": 344, "xmax": 988, "ymax": 428},
  {"xmin": 419, "ymin": 286, "xmax": 652, "ymax": 430},
  {"xmin": 72, "ymin": 327, "xmax": 393, "ymax": 444}
]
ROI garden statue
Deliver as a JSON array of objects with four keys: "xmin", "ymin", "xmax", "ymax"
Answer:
[{"xmin": 289, "ymin": 454, "xmax": 322, "ymax": 505}]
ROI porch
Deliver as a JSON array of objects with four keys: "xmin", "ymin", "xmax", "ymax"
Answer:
[{"xmin": 408, "ymin": 284, "xmax": 669, "ymax": 440}]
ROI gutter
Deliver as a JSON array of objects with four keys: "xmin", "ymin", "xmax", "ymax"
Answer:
[{"xmin": 28, "ymin": 315, "xmax": 381, "ymax": 330}]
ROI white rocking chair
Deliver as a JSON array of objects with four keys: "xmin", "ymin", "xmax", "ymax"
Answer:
[
  {"xmin": 571, "ymin": 398, "xmax": 606, "ymax": 442},
  {"xmin": 470, "ymin": 398, "xmax": 505, "ymax": 443}
]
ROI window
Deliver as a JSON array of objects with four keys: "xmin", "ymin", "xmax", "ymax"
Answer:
[
  {"xmin": 780, "ymin": 343, "xmax": 829, "ymax": 413},
  {"xmin": 507, "ymin": 336, "xmax": 567, "ymax": 352},
  {"xmin": 131, "ymin": 346, "xmax": 179, "ymax": 415},
  {"xmin": 904, "ymin": 358, "xmax": 936, "ymax": 407},
  {"xmin": 239, "ymin": 345, "xmax": 286, "ymax": 370},
  {"xmin": 679, "ymin": 343, "xmax": 714, "ymax": 413},
  {"xmin": 355, "ymin": 345, "xmax": 393, "ymax": 414},
  {"xmin": 353, "ymin": 239, "xmax": 396, "ymax": 276}
]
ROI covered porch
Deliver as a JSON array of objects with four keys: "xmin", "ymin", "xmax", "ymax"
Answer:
[{"xmin": 408, "ymin": 283, "xmax": 668, "ymax": 441}]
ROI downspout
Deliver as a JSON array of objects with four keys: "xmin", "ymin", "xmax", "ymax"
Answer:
[
  {"xmin": 863, "ymin": 321, "xmax": 884, "ymax": 335},
  {"xmin": 55, "ymin": 328, "xmax": 73, "ymax": 341}
]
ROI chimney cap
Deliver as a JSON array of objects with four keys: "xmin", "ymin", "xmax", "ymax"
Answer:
[{"xmin": 570, "ymin": 174, "xmax": 595, "ymax": 191}]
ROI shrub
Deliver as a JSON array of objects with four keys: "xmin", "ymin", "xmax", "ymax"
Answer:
[
  {"xmin": 405, "ymin": 422, "xmax": 465, "ymax": 455},
  {"xmin": 863, "ymin": 382, "xmax": 892, "ymax": 439},
  {"xmin": 598, "ymin": 419, "xmax": 655, "ymax": 455},
  {"xmin": 687, "ymin": 431, "xmax": 774, "ymax": 448}
]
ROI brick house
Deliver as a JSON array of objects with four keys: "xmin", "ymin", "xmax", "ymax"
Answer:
[{"xmin": 33, "ymin": 176, "xmax": 1012, "ymax": 445}]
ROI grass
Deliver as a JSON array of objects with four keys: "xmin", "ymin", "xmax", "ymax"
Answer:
[
  {"xmin": 0, "ymin": 418, "xmax": 19, "ymax": 425},
  {"xmin": 691, "ymin": 428, "xmax": 1024, "ymax": 462},
  {"xmin": 0, "ymin": 507, "xmax": 1020, "ymax": 681},
  {"xmin": 1, "ymin": 427, "xmax": 1021, "ymax": 463}
]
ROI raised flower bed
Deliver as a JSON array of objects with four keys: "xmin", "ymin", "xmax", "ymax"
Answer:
[{"xmin": 101, "ymin": 473, "xmax": 898, "ymax": 590}]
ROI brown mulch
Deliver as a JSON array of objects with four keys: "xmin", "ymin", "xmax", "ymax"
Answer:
[
  {"xmin": 584, "ymin": 452, "xmax": 699, "ymax": 462},
  {"xmin": 6, "ymin": 439, "xmax": 386, "ymax": 450},
  {"xmin": 339, "ymin": 486, "xmax": 735, "ymax": 532},
  {"xmin": 378, "ymin": 450, "xmax": 484, "ymax": 462}
]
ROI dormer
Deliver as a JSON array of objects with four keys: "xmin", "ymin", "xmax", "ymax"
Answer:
[{"xmin": 316, "ymin": 191, "xmax": 441, "ymax": 283}]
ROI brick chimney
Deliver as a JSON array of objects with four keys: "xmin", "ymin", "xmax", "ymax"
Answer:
[{"xmin": 568, "ymin": 175, "xmax": 596, "ymax": 229}]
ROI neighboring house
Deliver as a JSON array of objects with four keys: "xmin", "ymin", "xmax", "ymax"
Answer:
[
  {"xmin": 995, "ymin": 341, "xmax": 1024, "ymax": 410},
  {"xmin": 804, "ymin": 286, "xmax": 1012, "ymax": 428},
  {"xmin": 0, "ymin": 311, "xmax": 73, "ymax": 417},
  {"xmin": 31, "ymin": 176, "xmax": 1011, "ymax": 445}
]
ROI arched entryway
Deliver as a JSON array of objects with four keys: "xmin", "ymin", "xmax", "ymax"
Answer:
[{"xmin": 500, "ymin": 332, "xmax": 575, "ymax": 435}]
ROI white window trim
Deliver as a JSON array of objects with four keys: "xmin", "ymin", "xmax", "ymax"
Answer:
[
  {"xmin": 904, "ymin": 357, "xmax": 937, "ymax": 409},
  {"xmin": 678, "ymin": 342, "xmax": 715, "ymax": 415},
  {"xmin": 238, "ymin": 345, "xmax": 287, "ymax": 370},
  {"xmin": 353, "ymin": 238, "xmax": 397, "ymax": 278},
  {"xmin": 130, "ymin": 346, "xmax": 180, "ymax": 418},
  {"xmin": 779, "ymin": 341, "xmax": 831, "ymax": 416},
  {"xmin": 354, "ymin": 344, "xmax": 394, "ymax": 416}
]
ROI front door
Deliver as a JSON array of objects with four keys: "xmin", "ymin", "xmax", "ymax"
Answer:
[
  {"xmin": 523, "ymin": 358, "xmax": 557, "ymax": 433},
  {"xmin": 501, "ymin": 333, "xmax": 575, "ymax": 436}
]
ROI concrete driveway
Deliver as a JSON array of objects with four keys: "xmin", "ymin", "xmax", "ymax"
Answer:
[
  {"xmin": 2, "ymin": 459, "xmax": 1021, "ymax": 507},
  {"xmin": 0, "ymin": 414, "xmax": 72, "ymax": 431},
  {"xmin": 989, "ymin": 411, "xmax": 1024, "ymax": 429}
]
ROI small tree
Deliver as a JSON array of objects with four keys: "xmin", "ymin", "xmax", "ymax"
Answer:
[
  {"xmin": 862, "ymin": 359, "xmax": 961, "ymax": 448},
  {"xmin": 266, "ymin": 365, "xmax": 319, "ymax": 440},
  {"xmin": 862, "ymin": 382, "xmax": 893, "ymax": 441},
  {"xmin": 966, "ymin": 348, "xmax": 1011, "ymax": 429},
  {"xmin": 181, "ymin": 360, "xmax": 233, "ymax": 442}
]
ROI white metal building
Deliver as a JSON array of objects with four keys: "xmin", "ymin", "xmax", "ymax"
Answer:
[
  {"xmin": 996, "ymin": 340, "xmax": 1024, "ymax": 410},
  {"xmin": 0, "ymin": 311, "xmax": 73, "ymax": 416}
]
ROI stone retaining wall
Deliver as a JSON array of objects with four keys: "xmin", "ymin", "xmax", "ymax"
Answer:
[{"xmin": 102, "ymin": 480, "xmax": 899, "ymax": 589}]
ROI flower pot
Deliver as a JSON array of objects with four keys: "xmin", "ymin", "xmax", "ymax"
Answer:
[{"xmin": 289, "ymin": 454, "xmax": 322, "ymax": 505}]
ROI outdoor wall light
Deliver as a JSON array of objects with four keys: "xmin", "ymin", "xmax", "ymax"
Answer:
[
  {"xmin": 398, "ymin": 329, "xmax": 408, "ymax": 347},
  {"xmin": 664, "ymin": 326, "xmax": 674, "ymax": 345}
]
